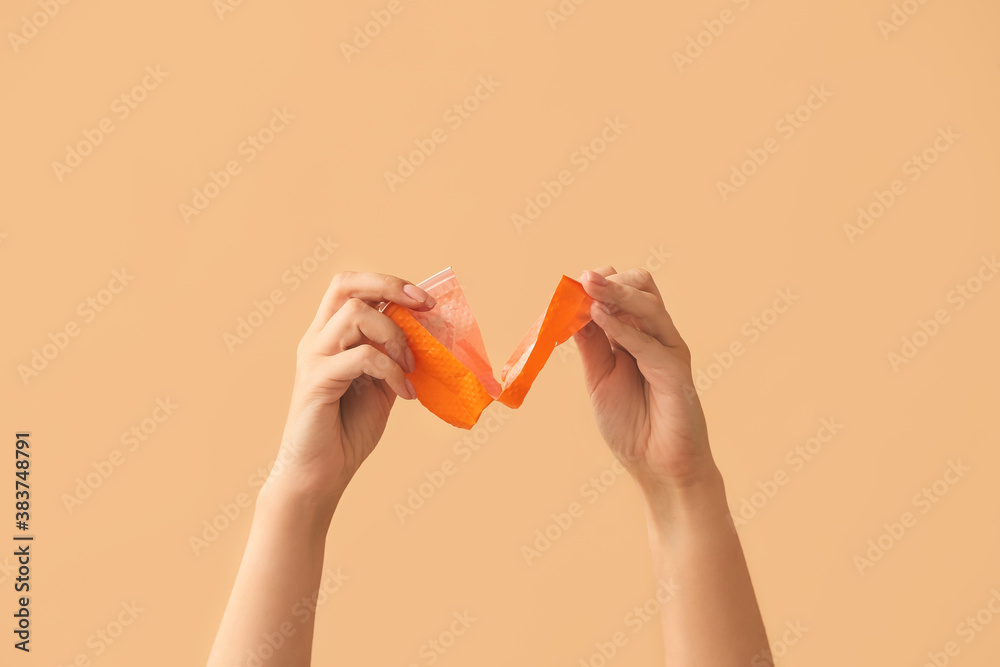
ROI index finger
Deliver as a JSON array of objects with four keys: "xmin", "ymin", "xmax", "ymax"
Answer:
[
  {"xmin": 582, "ymin": 268, "xmax": 685, "ymax": 350},
  {"xmin": 310, "ymin": 271, "xmax": 436, "ymax": 332}
]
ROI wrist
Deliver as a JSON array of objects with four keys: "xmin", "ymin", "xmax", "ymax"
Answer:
[
  {"xmin": 256, "ymin": 473, "xmax": 341, "ymax": 540},
  {"xmin": 637, "ymin": 462, "xmax": 729, "ymax": 535}
]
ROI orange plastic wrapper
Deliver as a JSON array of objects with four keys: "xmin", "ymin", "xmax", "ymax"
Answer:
[{"xmin": 381, "ymin": 268, "xmax": 594, "ymax": 429}]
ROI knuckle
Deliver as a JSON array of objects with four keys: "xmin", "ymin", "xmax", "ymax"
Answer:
[
  {"xmin": 296, "ymin": 334, "xmax": 309, "ymax": 357},
  {"xmin": 344, "ymin": 297, "xmax": 367, "ymax": 315},
  {"xmin": 630, "ymin": 267, "xmax": 653, "ymax": 286},
  {"xmin": 640, "ymin": 291, "xmax": 663, "ymax": 313},
  {"xmin": 629, "ymin": 267, "xmax": 659, "ymax": 301},
  {"xmin": 382, "ymin": 273, "xmax": 402, "ymax": 292},
  {"xmin": 360, "ymin": 344, "xmax": 379, "ymax": 363},
  {"xmin": 614, "ymin": 281, "xmax": 636, "ymax": 303},
  {"xmin": 331, "ymin": 270, "xmax": 353, "ymax": 290},
  {"xmin": 362, "ymin": 345, "xmax": 390, "ymax": 370}
]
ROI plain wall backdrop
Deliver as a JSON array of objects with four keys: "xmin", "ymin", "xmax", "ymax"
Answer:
[{"xmin": 2, "ymin": 0, "xmax": 998, "ymax": 665}]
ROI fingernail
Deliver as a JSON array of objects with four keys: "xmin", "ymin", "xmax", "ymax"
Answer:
[
  {"xmin": 404, "ymin": 347, "xmax": 416, "ymax": 373},
  {"xmin": 405, "ymin": 378, "xmax": 417, "ymax": 400},
  {"xmin": 594, "ymin": 301, "xmax": 612, "ymax": 315},
  {"xmin": 585, "ymin": 270, "xmax": 608, "ymax": 286},
  {"xmin": 403, "ymin": 283, "xmax": 430, "ymax": 303},
  {"xmin": 424, "ymin": 294, "xmax": 437, "ymax": 308}
]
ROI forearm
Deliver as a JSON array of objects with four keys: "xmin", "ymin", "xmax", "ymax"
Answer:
[
  {"xmin": 641, "ymin": 465, "xmax": 770, "ymax": 666},
  {"xmin": 207, "ymin": 479, "xmax": 336, "ymax": 667}
]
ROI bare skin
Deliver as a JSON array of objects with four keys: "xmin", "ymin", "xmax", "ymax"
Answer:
[
  {"xmin": 575, "ymin": 267, "xmax": 770, "ymax": 665},
  {"xmin": 206, "ymin": 268, "xmax": 770, "ymax": 667}
]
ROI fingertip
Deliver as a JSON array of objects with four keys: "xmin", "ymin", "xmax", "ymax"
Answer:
[
  {"xmin": 582, "ymin": 270, "xmax": 609, "ymax": 286},
  {"xmin": 580, "ymin": 274, "xmax": 610, "ymax": 301},
  {"xmin": 413, "ymin": 299, "xmax": 437, "ymax": 312},
  {"xmin": 402, "ymin": 282, "xmax": 435, "ymax": 308}
]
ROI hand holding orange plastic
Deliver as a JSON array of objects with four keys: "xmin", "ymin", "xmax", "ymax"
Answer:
[{"xmin": 382, "ymin": 268, "xmax": 594, "ymax": 428}]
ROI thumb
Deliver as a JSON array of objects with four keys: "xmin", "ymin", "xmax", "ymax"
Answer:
[{"xmin": 573, "ymin": 316, "xmax": 615, "ymax": 394}]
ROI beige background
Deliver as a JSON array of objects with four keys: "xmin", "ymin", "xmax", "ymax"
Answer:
[{"xmin": 3, "ymin": 0, "xmax": 999, "ymax": 664}]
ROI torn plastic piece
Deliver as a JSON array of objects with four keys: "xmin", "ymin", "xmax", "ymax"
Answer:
[{"xmin": 382, "ymin": 268, "xmax": 594, "ymax": 429}]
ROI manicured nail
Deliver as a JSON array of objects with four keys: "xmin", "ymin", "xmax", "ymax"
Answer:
[
  {"xmin": 405, "ymin": 378, "xmax": 417, "ymax": 400},
  {"xmin": 424, "ymin": 294, "xmax": 437, "ymax": 308},
  {"xmin": 585, "ymin": 270, "xmax": 608, "ymax": 286},
  {"xmin": 404, "ymin": 347, "xmax": 416, "ymax": 373},
  {"xmin": 403, "ymin": 283, "xmax": 430, "ymax": 303}
]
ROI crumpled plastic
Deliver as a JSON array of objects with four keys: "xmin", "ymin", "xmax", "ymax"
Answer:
[{"xmin": 381, "ymin": 268, "xmax": 594, "ymax": 429}]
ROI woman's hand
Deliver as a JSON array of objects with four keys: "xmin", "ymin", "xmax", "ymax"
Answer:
[
  {"xmin": 207, "ymin": 271, "xmax": 436, "ymax": 667},
  {"xmin": 576, "ymin": 267, "xmax": 770, "ymax": 667},
  {"xmin": 574, "ymin": 267, "xmax": 719, "ymax": 498},
  {"xmin": 263, "ymin": 271, "xmax": 435, "ymax": 519}
]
